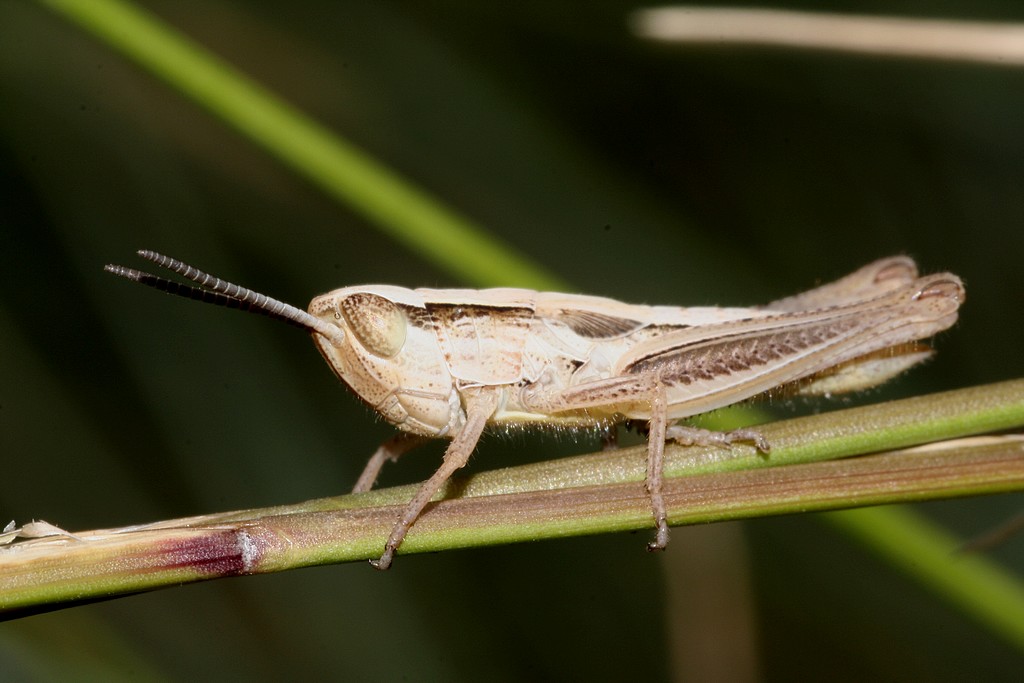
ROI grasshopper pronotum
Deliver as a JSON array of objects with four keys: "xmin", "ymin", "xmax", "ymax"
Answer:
[{"xmin": 106, "ymin": 252, "xmax": 964, "ymax": 569}]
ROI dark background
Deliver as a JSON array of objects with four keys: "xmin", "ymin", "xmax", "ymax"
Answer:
[{"xmin": 1, "ymin": 1, "xmax": 1022, "ymax": 680}]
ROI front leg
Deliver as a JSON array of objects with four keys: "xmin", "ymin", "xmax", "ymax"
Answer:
[
  {"xmin": 371, "ymin": 387, "xmax": 500, "ymax": 570},
  {"xmin": 353, "ymin": 433, "xmax": 430, "ymax": 493}
]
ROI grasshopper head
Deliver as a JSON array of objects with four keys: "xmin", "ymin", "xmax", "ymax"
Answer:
[
  {"xmin": 309, "ymin": 286, "xmax": 460, "ymax": 437},
  {"xmin": 105, "ymin": 252, "xmax": 461, "ymax": 439}
]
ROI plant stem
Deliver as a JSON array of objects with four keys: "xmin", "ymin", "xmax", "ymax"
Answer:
[{"xmin": 2, "ymin": 380, "xmax": 1023, "ymax": 632}]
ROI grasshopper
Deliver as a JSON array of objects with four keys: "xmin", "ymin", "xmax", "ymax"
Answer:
[{"xmin": 106, "ymin": 252, "xmax": 964, "ymax": 569}]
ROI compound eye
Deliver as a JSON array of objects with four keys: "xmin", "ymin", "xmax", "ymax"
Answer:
[{"xmin": 339, "ymin": 293, "xmax": 407, "ymax": 358}]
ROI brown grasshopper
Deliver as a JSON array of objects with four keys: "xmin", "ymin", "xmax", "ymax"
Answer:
[{"xmin": 106, "ymin": 252, "xmax": 964, "ymax": 569}]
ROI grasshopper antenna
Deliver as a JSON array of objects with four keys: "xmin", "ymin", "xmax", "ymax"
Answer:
[{"xmin": 105, "ymin": 250, "xmax": 342, "ymax": 341}]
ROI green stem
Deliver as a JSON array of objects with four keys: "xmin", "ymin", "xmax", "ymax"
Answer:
[{"xmin": 2, "ymin": 381, "xmax": 1023, "ymax": 647}]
